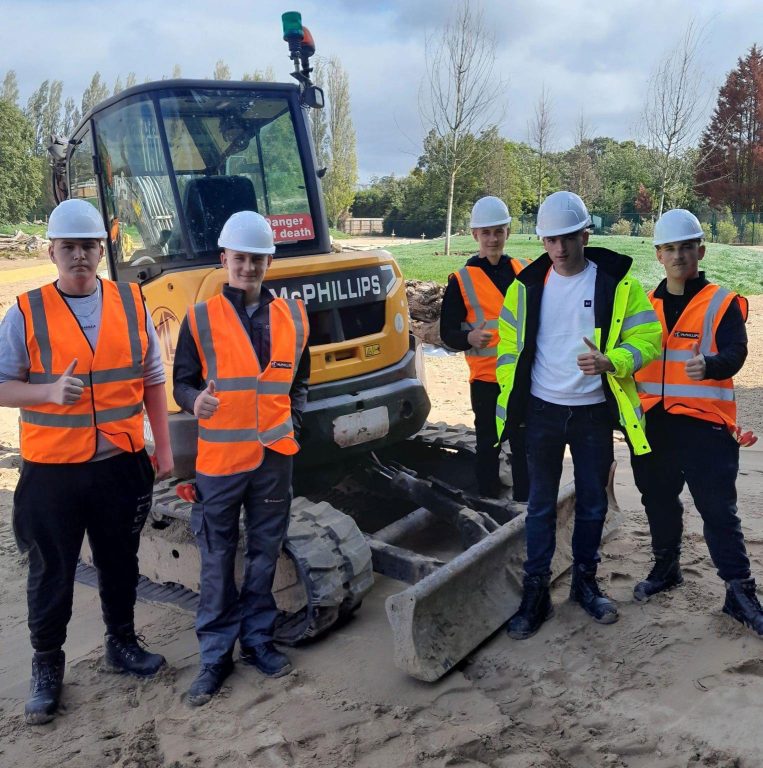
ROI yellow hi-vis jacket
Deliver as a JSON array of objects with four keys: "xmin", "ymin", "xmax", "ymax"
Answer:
[{"xmin": 494, "ymin": 249, "xmax": 663, "ymax": 456}]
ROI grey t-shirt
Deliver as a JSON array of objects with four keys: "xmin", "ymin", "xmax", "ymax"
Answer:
[{"xmin": 0, "ymin": 281, "xmax": 165, "ymax": 460}]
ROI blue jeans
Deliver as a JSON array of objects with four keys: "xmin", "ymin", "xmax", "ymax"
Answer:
[
  {"xmin": 524, "ymin": 395, "xmax": 614, "ymax": 577},
  {"xmin": 192, "ymin": 450, "xmax": 292, "ymax": 664}
]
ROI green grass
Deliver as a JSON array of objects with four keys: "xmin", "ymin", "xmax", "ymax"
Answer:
[
  {"xmin": 0, "ymin": 223, "xmax": 47, "ymax": 237},
  {"xmin": 387, "ymin": 234, "xmax": 763, "ymax": 296},
  {"xmin": 329, "ymin": 227, "xmax": 351, "ymax": 240}
]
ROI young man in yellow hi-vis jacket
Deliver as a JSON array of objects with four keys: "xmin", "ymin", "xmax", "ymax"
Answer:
[{"xmin": 495, "ymin": 191, "xmax": 661, "ymax": 639}]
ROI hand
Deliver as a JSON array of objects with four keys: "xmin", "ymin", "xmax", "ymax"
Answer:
[
  {"xmin": 577, "ymin": 337, "xmax": 615, "ymax": 375},
  {"xmin": 49, "ymin": 358, "xmax": 85, "ymax": 405},
  {"xmin": 467, "ymin": 321, "xmax": 492, "ymax": 350},
  {"xmin": 149, "ymin": 447, "xmax": 174, "ymax": 481},
  {"xmin": 731, "ymin": 425, "xmax": 758, "ymax": 447},
  {"xmin": 176, "ymin": 483, "xmax": 198, "ymax": 502},
  {"xmin": 193, "ymin": 380, "xmax": 219, "ymax": 419},
  {"xmin": 685, "ymin": 343, "xmax": 706, "ymax": 381}
]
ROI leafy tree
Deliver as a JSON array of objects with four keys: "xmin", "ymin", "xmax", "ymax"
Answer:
[
  {"xmin": 25, "ymin": 80, "xmax": 63, "ymax": 155},
  {"xmin": 1, "ymin": 70, "xmax": 19, "ymax": 106},
  {"xmin": 125, "ymin": 72, "xmax": 137, "ymax": 89},
  {"xmin": 634, "ymin": 183, "xmax": 654, "ymax": 216},
  {"xmin": 351, "ymin": 175, "xmax": 406, "ymax": 218},
  {"xmin": 322, "ymin": 57, "xmax": 357, "ymax": 227},
  {"xmin": 696, "ymin": 45, "xmax": 763, "ymax": 213},
  {"xmin": 62, "ymin": 97, "xmax": 81, "ymax": 137},
  {"xmin": 242, "ymin": 66, "xmax": 276, "ymax": 81},
  {"xmin": 212, "ymin": 60, "xmax": 232, "ymax": 80},
  {"xmin": 0, "ymin": 101, "xmax": 43, "ymax": 223},
  {"xmin": 172, "ymin": 64, "xmax": 182, "ymax": 79},
  {"xmin": 81, "ymin": 72, "xmax": 109, "ymax": 115},
  {"xmin": 113, "ymin": 75, "xmax": 123, "ymax": 95}
]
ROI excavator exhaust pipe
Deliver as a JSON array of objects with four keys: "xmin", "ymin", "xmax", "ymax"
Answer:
[{"xmin": 385, "ymin": 462, "xmax": 622, "ymax": 681}]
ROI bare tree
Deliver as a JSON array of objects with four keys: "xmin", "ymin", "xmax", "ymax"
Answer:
[
  {"xmin": 528, "ymin": 84, "xmax": 555, "ymax": 209},
  {"xmin": 566, "ymin": 110, "xmax": 600, "ymax": 203},
  {"xmin": 420, "ymin": 0, "xmax": 505, "ymax": 254},
  {"xmin": 642, "ymin": 21, "xmax": 708, "ymax": 218}
]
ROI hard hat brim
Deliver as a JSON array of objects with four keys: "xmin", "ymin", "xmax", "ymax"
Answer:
[
  {"xmin": 46, "ymin": 230, "xmax": 107, "ymax": 239},
  {"xmin": 653, "ymin": 232, "xmax": 704, "ymax": 247},
  {"xmin": 218, "ymin": 240, "xmax": 276, "ymax": 255},
  {"xmin": 536, "ymin": 218, "xmax": 591, "ymax": 238},
  {"xmin": 470, "ymin": 216, "xmax": 512, "ymax": 228}
]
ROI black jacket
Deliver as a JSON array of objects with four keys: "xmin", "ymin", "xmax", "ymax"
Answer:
[{"xmin": 173, "ymin": 283, "xmax": 311, "ymax": 438}]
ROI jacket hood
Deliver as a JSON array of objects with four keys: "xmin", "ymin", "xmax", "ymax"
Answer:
[{"xmin": 518, "ymin": 247, "xmax": 632, "ymax": 286}]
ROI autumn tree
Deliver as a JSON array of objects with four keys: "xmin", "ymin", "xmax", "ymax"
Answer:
[
  {"xmin": 695, "ymin": 45, "xmax": 763, "ymax": 213},
  {"xmin": 419, "ymin": 0, "xmax": 505, "ymax": 253}
]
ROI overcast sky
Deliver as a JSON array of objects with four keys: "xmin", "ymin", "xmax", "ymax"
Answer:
[{"xmin": 2, "ymin": 0, "xmax": 762, "ymax": 183}]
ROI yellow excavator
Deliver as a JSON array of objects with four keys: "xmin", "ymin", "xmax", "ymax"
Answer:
[{"xmin": 50, "ymin": 13, "xmax": 617, "ymax": 681}]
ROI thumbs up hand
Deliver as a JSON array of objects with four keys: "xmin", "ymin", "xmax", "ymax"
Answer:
[
  {"xmin": 467, "ymin": 321, "xmax": 493, "ymax": 350},
  {"xmin": 685, "ymin": 342, "xmax": 706, "ymax": 381},
  {"xmin": 577, "ymin": 337, "xmax": 615, "ymax": 375},
  {"xmin": 50, "ymin": 358, "xmax": 85, "ymax": 405},
  {"xmin": 193, "ymin": 379, "xmax": 220, "ymax": 419}
]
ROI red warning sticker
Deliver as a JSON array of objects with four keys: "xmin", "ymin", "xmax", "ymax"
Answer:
[{"xmin": 265, "ymin": 213, "xmax": 315, "ymax": 243}]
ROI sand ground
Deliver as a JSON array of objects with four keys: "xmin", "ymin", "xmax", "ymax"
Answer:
[{"xmin": 1, "ymin": 264, "xmax": 762, "ymax": 767}]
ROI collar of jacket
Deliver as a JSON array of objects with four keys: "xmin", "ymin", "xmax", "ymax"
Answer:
[
  {"xmin": 653, "ymin": 271, "xmax": 708, "ymax": 300},
  {"xmin": 465, "ymin": 254, "xmax": 510, "ymax": 269},
  {"xmin": 517, "ymin": 247, "xmax": 632, "ymax": 286},
  {"xmin": 222, "ymin": 282, "xmax": 275, "ymax": 312}
]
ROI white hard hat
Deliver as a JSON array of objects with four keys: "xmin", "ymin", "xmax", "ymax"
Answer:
[
  {"xmin": 470, "ymin": 196, "xmax": 511, "ymax": 228},
  {"xmin": 536, "ymin": 191, "xmax": 591, "ymax": 237},
  {"xmin": 653, "ymin": 209, "xmax": 704, "ymax": 246},
  {"xmin": 218, "ymin": 210, "xmax": 275, "ymax": 254},
  {"xmin": 47, "ymin": 199, "xmax": 107, "ymax": 239}
]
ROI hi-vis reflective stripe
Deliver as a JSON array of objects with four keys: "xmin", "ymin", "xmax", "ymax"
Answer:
[
  {"xmin": 28, "ymin": 365, "xmax": 145, "ymax": 385},
  {"xmin": 636, "ymin": 381, "xmax": 735, "ymax": 401},
  {"xmin": 622, "ymin": 309, "xmax": 658, "ymax": 332},
  {"xmin": 116, "ymin": 282, "xmax": 143, "ymax": 369},
  {"xmin": 199, "ymin": 420, "xmax": 294, "ymax": 443},
  {"xmin": 20, "ymin": 402, "xmax": 143, "ymax": 427},
  {"xmin": 619, "ymin": 343, "xmax": 643, "ymax": 371},
  {"xmin": 701, "ymin": 287, "xmax": 732, "ymax": 355},
  {"xmin": 193, "ymin": 302, "xmax": 217, "ymax": 381},
  {"xmin": 499, "ymin": 306, "xmax": 517, "ymax": 328},
  {"xmin": 497, "ymin": 353, "xmax": 517, "ymax": 367},
  {"xmin": 496, "ymin": 403, "xmax": 506, "ymax": 420},
  {"xmin": 286, "ymin": 299, "xmax": 306, "ymax": 359},
  {"xmin": 665, "ymin": 349, "xmax": 695, "ymax": 362},
  {"xmin": 516, "ymin": 288, "xmax": 526, "ymax": 354},
  {"xmin": 466, "ymin": 347, "xmax": 496, "ymax": 358},
  {"xmin": 457, "ymin": 268, "xmax": 485, "ymax": 327},
  {"xmin": 212, "ymin": 377, "xmax": 292, "ymax": 394},
  {"xmin": 25, "ymin": 284, "xmax": 144, "ymax": 381}
]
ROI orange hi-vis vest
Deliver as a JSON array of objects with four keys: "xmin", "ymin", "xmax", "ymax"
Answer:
[
  {"xmin": 635, "ymin": 283, "xmax": 746, "ymax": 428},
  {"xmin": 18, "ymin": 280, "xmax": 148, "ymax": 463},
  {"xmin": 454, "ymin": 258, "xmax": 528, "ymax": 383},
  {"xmin": 188, "ymin": 294, "xmax": 308, "ymax": 476}
]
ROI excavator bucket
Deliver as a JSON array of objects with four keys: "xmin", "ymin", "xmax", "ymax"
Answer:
[{"xmin": 385, "ymin": 463, "xmax": 622, "ymax": 681}]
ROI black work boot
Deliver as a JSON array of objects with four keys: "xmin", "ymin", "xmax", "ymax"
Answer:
[
  {"xmin": 240, "ymin": 642, "xmax": 292, "ymax": 677},
  {"xmin": 187, "ymin": 657, "xmax": 234, "ymax": 707},
  {"xmin": 25, "ymin": 649, "xmax": 65, "ymax": 725},
  {"xmin": 570, "ymin": 564, "xmax": 619, "ymax": 624},
  {"xmin": 506, "ymin": 574, "xmax": 553, "ymax": 639},
  {"xmin": 633, "ymin": 549, "xmax": 683, "ymax": 602},
  {"xmin": 103, "ymin": 626, "xmax": 166, "ymax": 677},
  {"xmin": 723, "ymin": 578, "xmax": 763, "ymax": 637}
]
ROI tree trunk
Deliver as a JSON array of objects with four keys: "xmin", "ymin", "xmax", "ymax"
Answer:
[{"xmin": 445, "ymin": 171, "xmax": 456, "ymax": 256}]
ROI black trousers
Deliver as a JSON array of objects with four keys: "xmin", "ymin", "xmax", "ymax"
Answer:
[
  {"xmin": 13, "ymin": 450, "xmax": 154, "ymax": 652},
  {"xmin": 630, "ymin": 410, "xmax": 750, "ymax": 582},
  {"xmin": 471, "ymin": 379, "xmax": 529, "ymax": 500}
]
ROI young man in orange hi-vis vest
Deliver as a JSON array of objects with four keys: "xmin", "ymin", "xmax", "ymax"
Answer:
[
  {"xmin": 173, "ymin": 211, "xmax": 309, "ymax": 705},
  {"xmin": 0, "ymin": 199, "xmax": 173, "ymax": 725},
  {"xmin": 632, "ymin": 208, "xmax": 763, "ymax": 637},
  {"xmin": 439, "ymin": 196, "xmax": 530, "ymax": 500}
]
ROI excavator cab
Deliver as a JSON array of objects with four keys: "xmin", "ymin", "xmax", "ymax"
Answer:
[{"xmin": 49, "ymin": 19, "xmax": 430, "ymax": 477}]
